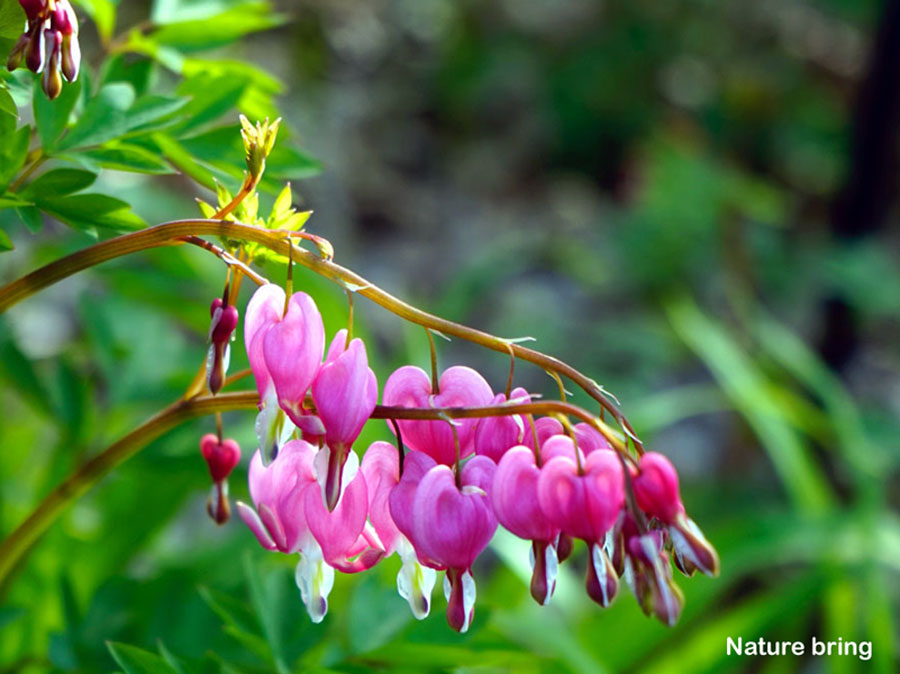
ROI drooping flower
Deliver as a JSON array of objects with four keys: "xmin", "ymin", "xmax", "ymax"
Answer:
[
  {"xmin": 383, "ymin": 365, "xmax": 493, "ymax": 465},
  {"xmin": 361, "ymin": 442, "xmax": 437, "ymax": 619},
  {"xmin": 263, "ymin": 291, "xmax": 325, "ymax": 429},
  {"xmin": 206, "ymin": 297, "xmax": 239, "ymax": 394},
  {"xmin": 473, "ymin": 387, "xmax": 532, "ymax": 463},
  {"xmin": 199, "ymin": 433, "xmax": 241, "ymax": 525},
  {"xmin": 6, "ymin": 0, "xmax": 80, "ymax": 99},
  {"xmin": 409, "ymin": 456, "xmax": 497, "ymax": 632},
  {"xmin": 311, "ymin": 330, "xmax": 378, "ymax": 510},
  {"xmin": 491, "ymin": 445, "xmax": 561, "ymax": 605},
  {"xmin": 537, "ymin": 448, "xmax": 625, "ymax": 606},
  {"xmin": 632, "ymin": 452, "xmax": 719, "ymax": 577},
  {"xmin": 236, "ymin": 440, "xmax": 332, "ymax": 622}
]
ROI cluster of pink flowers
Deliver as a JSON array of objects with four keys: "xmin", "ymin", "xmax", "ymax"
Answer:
[
  {"xmin": 6, "ymin": 0, "xmax": 80, "ymax": 100},
  {"xmin": 208, "ymin": 284, "xmax": 718, "ymax": 631}
]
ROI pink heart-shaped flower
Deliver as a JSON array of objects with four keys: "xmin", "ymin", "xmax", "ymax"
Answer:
[{"xmin": 383, "ymin": 365, "xmax": 493, "ymax": 465}]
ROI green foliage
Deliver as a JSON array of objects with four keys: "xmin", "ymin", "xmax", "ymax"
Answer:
[{"xmin": 0, "ymin": 0, "xmax": 319, "ymax": 249}]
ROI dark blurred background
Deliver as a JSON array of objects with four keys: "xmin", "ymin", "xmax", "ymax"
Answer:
[{"xmin": 2, "ymin": 0, "xmax": 898, "ymax": 672}]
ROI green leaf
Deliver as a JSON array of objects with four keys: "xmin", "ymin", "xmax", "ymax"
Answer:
[
  {"xmin": 107, "ymin": 642, "xmax": 179, "ymax": 674},
  {"xmin": 37, "ymin": 193, "xmax": 146, "ymax": 232},
  {"xmin": 266, "ymin": 145, "xmax": 323, "ymax": 181},
  {"xmin": 21, "ymin": 168, "xmax": 97, "ymax": 198},
  {"xmin": 124, "ymin": 95, "xmax": 190, "ymax": 134},
  {"xmin": 0, "ymin": 0, "xmax": 25, "ymax": 40},
  {"xmin": 33, "ymin": 76, "xmax": 82, "ymax": 149},
  {"xmin": 174, "ymin": 77, "xmax": 248, "ymax": 135},
  {"xmin": 74, "ymin": 0, "xmax": 116, "ymax": 41},
  {"xmin": 666, "ymin": 296, "xmax": 832, "ymax": 513},
  {"xmin": 0, "ymin": 86, "xmax": 17, "ymax": 118},
  {"xmin": 152, "ymin": 132, "xmax": 219, "ymax": 189},
  {"xmin": 57, "ymin": 83, "xmax": 137, "ymax": 151},
  {"xmin": 0, "ymin": 124, "xmax": 31, "ymax": 189},
  {"xmin": 0, "ymin": 319, "xmax": 53, "ymax": 415},
  {"xmin": 150, "ymin": 2, "xmax": 285, "ymax": 51},
  {"xmin": 14, "ymin": 205, "xmax": 42, "ymax": 232},
  {"xmin": 74, "ymin": 145, "xmax": 175, "ymax": 174},
  {"xmin": 0, "ymin": 226, "xmax": 11, "ymax": 250}
]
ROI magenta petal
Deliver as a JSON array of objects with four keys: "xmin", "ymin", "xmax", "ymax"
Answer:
[
  {"xmin": 263, "ymin": 292, "xmax": 325, "ymax": 415},
  {"xmin": 474, "ymin": 392, "xmax": 527, "ymax": 462},
  {"xmin": 533, "ymin": 417, "xmax": 564, "ymax": 447},
  {"xmin": 384, "ymin": 365, "xmax": 493, "ymax": 465},
  {"xmin": 305, "ymin": 469, "xmax": 369, "ymax": 565},
  {"xmin": 312, "ymin": 337, "xmax": 377, "ymax": 449},
  {"xmin": 331, "ymin": 546, "xmax": 386, "ymax": 573},
  {"xmin": 492, "ymin": 446, "xmax": 557, "ymax": 542},
  {"xmin": 258, "ymin": 503, "xmax": 288, "ymax": 552},
  {"xmin": 582, "ymin": 449, "xmax": 625, "ymax": 536},
  {"xmin": 540, "ymin": 435, "xmax": 584, "ymax": 464},
  {"xmin": 237, "ymin": 502, "xmax": 277, "ymax": 550},
  {"xmin": 633, "ymin": 452, "xmax": 685, "ymax": 524},
  {"xmin": 389, "ymin": 450, "xmax": 438, "ymax": 545},
  {"xmin": 412, "ymin": 463, "xmax": 497, "ymax": 570},
  {"xmin": 244, "ymin": 284, "xmax": 285, "ymax": 401},
  {"xmin": 360, "ymin": 441, "xmax": 401, "ymax": 555},
  {"xmin": 573, "ymin": 423, "xmax": 612, "ymax": 454}
]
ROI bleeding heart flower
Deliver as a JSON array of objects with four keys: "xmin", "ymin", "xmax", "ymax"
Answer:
[
  {"xmin": 200, "ymin": 433, "xmax": 241, "ymax": 483},
  {"xmin": 236, "ymin": 440, "xmax": 335, "ymax": 623},
  {"xmin": 410, "ymin": 456, "xmax": 497, "ymax": 632},
  {"xmin": 263, "ymin": 291, "xmax": 325, "ymax": 427},
  {"xmin": 383, "ymin": 365, "xmax": 493, "ymax": 465},
  {"xmin": 473, "ymin": 387, "xmax": 532, "ymax": 462},
  {"xmin": 361, "ymin": 441, "xmax": 437, "ymax": 619},
  {"xmin": 312, "ymin": 330, "xmax": 378, "ymax": 510},
  {"xmin": 537, "ymin": 449, "xmax": 624, "ymax": 607},
  {"xmin": 491, "ymin": 444, "xmax": 560, "ymax": 605}
]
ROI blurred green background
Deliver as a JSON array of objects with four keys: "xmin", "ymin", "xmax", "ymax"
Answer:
[{"xmin": 1, "ymin": 0, "xmax": 899, "ymax": 672}]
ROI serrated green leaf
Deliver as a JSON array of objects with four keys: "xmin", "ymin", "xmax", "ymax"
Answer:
[
  {"xmin": 21, "ymin": 168, "xmax": 97, "ymax": 198},
  {"xmin": 74, "ymin": 145, "xmax": 175, "ymax": 174},
  {"xmin": 0, "ymin": 0, "xmax": 25, "ymax": 40},
  {"xmin": 107, "ymin": 642, "xmax": 179, "ymax": 674},
  {"xmin": 57, "ymin": 83, "xmax": 137, "ymax": 151},
  {"xmin": 37, "ymin": 193, "xmax": 146, "ymax": 232},
  {"xmin": 33, "ymin": 76, "xmax": 82, "ymax": 149}
]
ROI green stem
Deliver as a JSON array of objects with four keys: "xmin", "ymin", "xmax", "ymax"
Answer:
[
  {"xmin": 0, "ymin": 391, "xmax": 257, "ymax": 587},
  {"xmin": 0, "ymin": 218, "xmax": 642, "ymax": 449},
  {"xmin": 8, "ymin": 152, "xmax": 46, "ymax": 193}
]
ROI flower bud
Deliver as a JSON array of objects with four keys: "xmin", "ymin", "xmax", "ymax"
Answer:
[
  {"xmin": 632, "ymin": 452, "xmax": 685, "ymax": 525},
  {"xmin": 200, "ymin": 433, "xmax": 241, "ymax": 483},
  {"xmin": 61, "ymin": 32, "xmax": 79, "ymax": 82},
  {"xmin": 40, "ymin": 30, "xmax": 62, "ymax": 99},
  {"xmin": 6, "ymin": 34, "xmax": 29, "ymax": 71},
  {"xmin": 25, "ymin": 25, "xmax": 45, "ymax": 73},
  {"xmin": 669, "ymin": 514, "xmax": 720, "ymax": 577},
  {"xmin": 18, "ymin": 0, "xmax": 46, "ymax": 22}
]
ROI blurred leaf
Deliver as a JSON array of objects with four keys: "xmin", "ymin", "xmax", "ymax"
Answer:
[
  {"xmin": 124, "ymin": 95, "xmax": 190, "ymax": 134},
  {"xmin": 0, "ymin": 319, "xmax": 54, "ymax": 415},
  {"xmin": 21, "ymin": 168, "xmax": 97, "ymax": 198},
  {"xmin": 37, "ymin": 193, "xmax": 147, "ymax": 232},
  {"xmin": 15, "ymin": 204, "xmax": 42, "ymax": 232},
  {"xmin": 33, "ymin": 76, "xmax": 82, "ymax": 149},
  {"xmin": 75, "ymin": 0, "xmax": 116, "ymax": 41},
  {"xmin": 108, "ymin": 641, "xmax": 180, "ymax": 674},
  {"xmin": 173, "ymin": 77, "xmax": 248, "ymax": 136},
  {"xmin": 150, "ymin": 2, "xmax": 285, "ymax": 51},
  {"xmin": 666, "ymin": 296, "xmax": 832, "ymax": 513},
  {"xmin": 0, "ymin": 85, "xmax": 16, "ymax": 118},
  {"xmin": 57, "ymin": 83, "xmax": 137, "ymax": 151},
  {"xmin": 639, "ymin": 574, "xmax": 822, "ymax": 674},
  {"xmin": 152, "ymin": 132, "xmax": 219, "ymax": 189},
  {"xmin": 197, "ymin": 585, "xmax": 270, "ymax": 660},
  {"xmin": 0, "ymin": 0, "xmax": 25, "ymax": 40},
  {"xmin": 241, "ymin": 554, "xmax": 288, "ymax": 673},
  {"xmin": 0, "ymin": 226, "xmax": 11, "ymax": 250},
  {"xmin": 74, "ymin": 145, "xmax": 175, "ymax": 175},
  {"xmin": 0, "ymin": 124, "xmax": 31, "ymax": 188}
]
